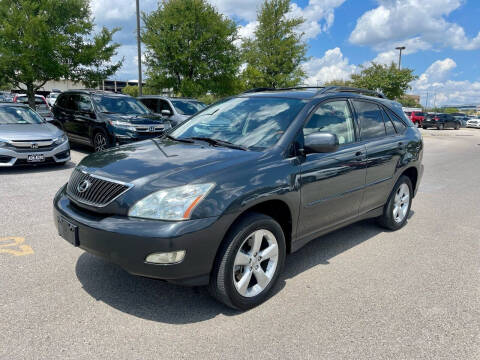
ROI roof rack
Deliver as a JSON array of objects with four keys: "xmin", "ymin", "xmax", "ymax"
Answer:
[
  {"xmin": 242, "ymin": 86, "xmax": 326, "ymax": 94},
  {"xmin": 320, "ymin": 86, "xmax": 386, "ymax": 99}
]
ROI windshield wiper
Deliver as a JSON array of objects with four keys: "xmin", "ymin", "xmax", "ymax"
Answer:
[
  {"xmin": 187, "ymin": 137, "xmax": 248, "ymax": 151},
  {"xmin": 163, "ymin": 134, "xmax": 194, "ymax": 143}
]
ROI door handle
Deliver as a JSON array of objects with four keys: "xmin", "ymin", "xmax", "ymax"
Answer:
[
  {"xmin": 398, "ymin": 142, "xmax": 405, "ymax": 150},
  {"xmin": 355, "ymin": 151, "xmax": 363, "ymax": 157}
]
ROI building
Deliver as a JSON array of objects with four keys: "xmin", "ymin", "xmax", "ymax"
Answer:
[
  {"xmin": 403, "ymin": 94, "xmax": 421, "ymax": 104},
  {"xmin": 440, "ymin": 104, "xmax": 480, "ymax": 111}
]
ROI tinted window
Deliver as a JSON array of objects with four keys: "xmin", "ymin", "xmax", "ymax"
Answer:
[
  {"xmin": 171, "ymin": 100, "xmax": 206, "ymax": 115},
  {"xmin": 140, "ymin": 99, "xmax": 157, "ymax": 112},
  {"xmin": 382, "ymin": 110, "xmax": 396, "ymax": 136},
  {"xmin": 303, "ymin": 100, "xmax": 355, "ymax": 145},
  {"xmin": 385, "ymin": 108, "xmax": 407, "ymax": 133},
  {"xmin": 92, "ymin": 96, "xmax": 150, "ymax": 115},
  {"xmin": 171, "ymin": 97, "xmax": 306, "ymax": 150},
  {"xmin": 159, "ymin": 100, "xmax": 172, "ymax": 113},
  {"xmin": 56, "ymin": 94, "xmax": 75, "ymax": 110},
  {"xmin": 353, "ymin": 101, "xmax": 386, "ymax": 140},
  {"xmin": 75, "ymin": 95, "xmax": 93, "ymax": 112}
]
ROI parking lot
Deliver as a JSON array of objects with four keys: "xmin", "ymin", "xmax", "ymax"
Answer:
[{"xmin": 1, "ymin": 129, "xmax": 479, "ymax": 359}]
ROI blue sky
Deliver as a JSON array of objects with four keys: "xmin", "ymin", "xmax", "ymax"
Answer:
[{"xmin": 91, "ymin": 0, "xmax": 480, "ymax": 106}]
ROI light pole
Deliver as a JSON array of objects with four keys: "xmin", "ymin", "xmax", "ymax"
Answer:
[
  {"xmin": 136, "ymin": 0, "xmax": 143, "ymax": 96},
  {"xmin": 395, "ymin": 46, "xmax": 406, "ymax": 70}
]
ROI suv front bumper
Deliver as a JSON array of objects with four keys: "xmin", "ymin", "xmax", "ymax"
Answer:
[
  {"xmin": 53, "ymin": 185, "xmax": 234, "ymax": 286},
  {"xmin": 0, "ymin": 141, "xmax": 70, "ymax": 167}
]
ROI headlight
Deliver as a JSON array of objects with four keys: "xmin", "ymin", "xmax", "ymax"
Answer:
[
  {"xmin": 54, "ymin": 134, "xmax": 68, "ymax": 145},
  {"xmin": 109, "ymin": 120, "xmax": 136, "ymax": 131},
  {"xmin": 128, "ymin": 183, "xmax": 214, "ymax": 221}
]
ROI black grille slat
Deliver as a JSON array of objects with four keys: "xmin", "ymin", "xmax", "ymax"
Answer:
[{"xmin": 66, "ymin": 169, "xmax": 131, "ymax": 207}]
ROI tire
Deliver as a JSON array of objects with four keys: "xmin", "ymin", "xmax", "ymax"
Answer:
[
  {"xmin": 422, "ymin": 126, "xmax": 427, "ymax": 129},
  {"xmin": 437, "ymin": 124, "xmax": 444, "ymax": 130},
  {"xmin": 209, "ymin": 212, "xmax": 286, "ymax": 310},
  {"xmin": 377, "ymin": 175, "xmax": 413, "ymax": 231},
  {"xmin": 455, "ymin": 123, "xmax": 460, "ymax": 130},
  {"xmin": 92, "ymin": 129, "xmax": 110, "ymax": 152}
]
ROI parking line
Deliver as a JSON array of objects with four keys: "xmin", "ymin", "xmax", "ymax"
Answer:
[{"xmin": 0, "ymin": 237, "xmax": 34, "ymax": 256}]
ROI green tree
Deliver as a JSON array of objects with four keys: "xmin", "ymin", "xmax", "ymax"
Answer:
[
  {"xmin": 122, "ymin": 85, "xmax": 140, "ymax": 98},
  {"xmin": 0, "ymin": 0, "xmax": 122, "ymax": 109},
  {"xmin": 350, "ymin": 62, "xmax": 417, "ymax": 100},
  {"xmin": 242, "ymin": 0, "xmax": 307, "ymax": 89},
  {"xmin": 323, "ymin": 79, "xmax": 352, "ymax": 87},
  {"xmin": 143, "ymin": 0, "xmax": 240, "ymax": 97},
  {"xmin": 398, "ymin": 96, "xmax": 422, "ymax": 108},
  {"xmin": 443, "ymin": 107, "xmax": 460, "ymax": 114}
]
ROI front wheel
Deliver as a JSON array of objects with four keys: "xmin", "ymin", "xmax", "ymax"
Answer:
[
  {"xmin": 209, "ymin": 213, "xmax": 286, "ymax": 310},
  {"xmin": 92, "ymin": 130, "xmax": 110, "ymax": 152},
  {"xmin": 377, "ymin": 175, "xmax": 413, "ymax": 231}
]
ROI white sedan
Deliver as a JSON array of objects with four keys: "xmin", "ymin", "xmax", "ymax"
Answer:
[{"xmin": 466, "ymin": 118, "xmax": 480, "ymax": 128}]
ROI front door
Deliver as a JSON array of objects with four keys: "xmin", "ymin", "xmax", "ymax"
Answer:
[{"xmin": 297, "ymin": 99, "xmax": 366, "ymax": 240}]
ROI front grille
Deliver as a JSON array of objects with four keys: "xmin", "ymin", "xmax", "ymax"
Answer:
[{"xmin": 66, "ymin": 168, "xmax": 132, "ymax": 207}]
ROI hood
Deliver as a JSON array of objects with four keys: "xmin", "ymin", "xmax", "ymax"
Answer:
[
  {"xmin": 79, "ymin": 138, "xmax": 262, "ymax": 189},
  {"xmin": 102, "ymin": 112, "xmax": 167, "ymax": 125},
  {"xmin": 0, "ymin": 123, "xmax": 62, "ymax": 141}
]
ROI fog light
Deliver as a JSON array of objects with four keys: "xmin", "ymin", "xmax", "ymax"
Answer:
[{"xmin": 145, "ymin": 250, "xmax": 186, "ymax": 264}]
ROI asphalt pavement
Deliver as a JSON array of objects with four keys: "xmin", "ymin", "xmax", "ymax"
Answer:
[{"xmin": 1, "ymin": 129, "xmax": 479, "ymax": 359}]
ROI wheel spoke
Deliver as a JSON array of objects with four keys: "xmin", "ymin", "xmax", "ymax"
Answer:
[
  {"xmin": 253, "ymin": 267, "xmax": 270, "ymax": 289},
  {"xmin": 251, "ymin": 230, "xmax": 263, "ymax": 254},
  {"xmin": 236, "ymin": 268, "xmax": 253, "ymax": 296},
  {"xmin": 259, "ymin": 243, "xmax": 278, "ymax": 260},
  {"xmin": 234, "ymin": 251, "xmax": 250, "ymax": 266},
  {"xmin": 393, "ymin": 205, "xmax": 399, "ymax": 219}
]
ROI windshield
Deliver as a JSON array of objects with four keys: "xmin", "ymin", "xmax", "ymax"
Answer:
[
  {"xmin": 92, "ymin": 95, "xmax": 151, "ymax": 115},
  {"xmin": 171, "ymin": 100, "xmax": 207, "ymax": 115},
  {"xmin": 170, "ymin": 97, "xmax": 306, "ymax": 150},
  {"xmin": 0, "ymin": 106, "xmax": 44, "ymax": 124},
  {"xmin": 16, "ymin": 96, "xmax": 50, "ymax": 111}
]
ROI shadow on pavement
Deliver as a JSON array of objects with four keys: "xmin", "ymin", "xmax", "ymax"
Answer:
[
  {"xmin": 75, "ymin": 218, "xmax": 391, "ymax": 324},
  {"xmin": 0, "ymin": 161, "xmax": 76, "ymax": 175}
]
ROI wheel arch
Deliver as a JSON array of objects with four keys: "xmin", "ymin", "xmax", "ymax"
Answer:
[{"xmin": 401, "ymin": 166, "xmax": 418, "ymax": 196}]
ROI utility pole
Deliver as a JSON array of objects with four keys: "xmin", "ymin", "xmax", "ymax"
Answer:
[
  {"xmin": 136, "ymin": 0, "xmax": 143, "ymax": 96},
  {"xmin": 425, "ymin": 91, "xmax": 429, "ymax": 109},
  {"xmin": 395, "ymin": 46, "xmax": 406, "ymax": 70}
]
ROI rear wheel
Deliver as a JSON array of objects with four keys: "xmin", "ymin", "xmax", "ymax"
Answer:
[
  {"xmin": 377, "ymin": 175, "xmax": 413, "ymax": 231},
  {"xmin": 455, "ymin": 123, "xmax": 460, "ymax": 130},
  {"xmin": 209, "ymin": 213, "xmax": 286, "ymax": 310},
  {"xmin": 437, "ymin": 123, "xmax": 444, "ymax": 130},
  {"xmin": 92, "ymin": 130, "xmax": 110, "ymax": 152}
]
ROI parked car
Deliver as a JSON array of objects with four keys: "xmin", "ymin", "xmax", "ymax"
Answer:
[
  {"xmin": 408, "ymin": 111, "xmax": 425, "ymax": 127},
  {"xmin": 54, "ymin": 87, "xmax": 423, "ymax": 310},
  {"xmin": 466, "ymin": 118, "xmax": 480, "ymax": 128},
  {"xmin": 0, "ymin": 103, "xmax": 70, "ymax": 166},
  {"xmin": 138, "ymin": 96, "xmax": 207, "ymax": 126},
  {"xmin": 46, "ymin": 92, "xmax": 61, "ymax": 107},
  {"xmin": 452, "ymin": 115, "xmax": 469, "ymax": 127},
  {"xmin": 52, "ymin": 90, "xmax": 172, "ymax": 151},
  {"xmin": 0, "ymin": 91, "xmax": 14, "ymax": 102},
  {"xmin": 422, "ymin": 113, "xmax": 461, "ymax": 130},
  {"xmin": 13, "ymin": 94, "xmax": 54, "ymax": 122}
]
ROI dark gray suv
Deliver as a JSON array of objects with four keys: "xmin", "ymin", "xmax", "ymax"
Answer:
[{"xmin": 54, "ymin": 86, "xmax": 423, "ymax": 310}]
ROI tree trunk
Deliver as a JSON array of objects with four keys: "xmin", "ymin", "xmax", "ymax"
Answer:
[{"xmin": 26, "ymin": 83, "xmax": 36, "ymax": 110}]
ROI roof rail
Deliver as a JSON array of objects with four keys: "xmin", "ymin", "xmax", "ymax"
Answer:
[
  {"xmin": 242, "ymin": 86, "xmax": 325, "ymax": 94},
  {"xmin": 320, "ymin": 86, "xmax": 386, "ymax": 99}
]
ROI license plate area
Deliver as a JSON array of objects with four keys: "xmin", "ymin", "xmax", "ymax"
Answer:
[
  {"xmin": 57, "ymin": 216, "xmax": 79, "ymax": 246},
  {"xmin": 27, "ymin": 154, "xmax": 45, "ymax": 162}
]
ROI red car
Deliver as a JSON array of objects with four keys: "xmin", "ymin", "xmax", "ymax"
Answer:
[{"xmin": 408, "ymin": 111, "xmax": 425, "ymax": 126}]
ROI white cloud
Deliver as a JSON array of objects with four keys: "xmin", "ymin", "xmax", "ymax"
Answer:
[
  {"xmin": 350, "ymin": 0, "xmax": 480, "ymax": 53},
  {"xmin": 303, "ymin": 47, "xmax": 358, "ymax": 85},
  {"xmin": 410, "ymin": 58, "xmax": 480, "ymax": 106}
]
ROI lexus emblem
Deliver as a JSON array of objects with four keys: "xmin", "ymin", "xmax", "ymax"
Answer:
[
  {"xmin": 31, "ymin": 143, "xmax": 38, "ymax": 149},
  {"xmin": 77, "ymin": 179, "xmax": 92, "ymax": 193}
]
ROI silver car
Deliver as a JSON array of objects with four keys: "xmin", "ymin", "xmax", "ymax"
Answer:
[
  {"xmin": 138, "ymin": 96, "xmax": 207, "ymax": 127},
  {"xmin": 0, "ymin": 103, "xmax": 70, "ymax": 167}
]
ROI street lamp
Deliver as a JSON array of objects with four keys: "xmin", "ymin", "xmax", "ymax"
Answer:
[
  {"xmin": 395, "ymin": 46, "xmax": 406, "ymax": 70},
  {"xmin": 136, "ymin": 0, "xmax": 143, "ymax": 96}
]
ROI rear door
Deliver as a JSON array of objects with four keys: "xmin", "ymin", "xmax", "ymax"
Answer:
[
  {"xmin": 297, "ymin": 99, "xmax": 366, "ymax": 239},
  {"xmin": 54, "ymin": 93, "xmax": 76, "ymax": 134},
  {"xmin": 72, "ymin": 94, "xmax": 94, "ymax": 140},
  {"xmin": 351, "ymin": 100, "xmax": 406, "ymax": 213}
]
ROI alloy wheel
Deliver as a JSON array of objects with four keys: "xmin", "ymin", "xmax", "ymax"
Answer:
[
  {"xmin": 233, "ymin": 229, "xmax": 279, "ymax": 298},
  {"xmin": 393, "ymin": 183, "xmax": 410, "ymax": 223},
  {"xmin": 94, "ymin": 133, "xmax": 107, "ymax": 152}
]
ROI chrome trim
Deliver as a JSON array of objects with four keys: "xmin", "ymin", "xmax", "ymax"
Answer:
[
  {"xmin": 10, "ymin": 140, "xmax": 54, "ymax": 148},
  {"xmin": 68, "ymin": 167, "xmax": 134, "ymax": 208}
]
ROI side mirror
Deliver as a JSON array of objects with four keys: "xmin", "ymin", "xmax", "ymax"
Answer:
[
  {"xmin": 304, "ymin": 132, "xmax": 339, "ymax": 153},
  {"xmin": 161, "ymin": 109, "xmax": 172, "ymax": 116}
]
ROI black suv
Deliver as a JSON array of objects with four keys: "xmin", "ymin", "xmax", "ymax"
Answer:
[
  {"xmin": 52, "ymin": 90, "xmax": 172, "ymax": 151},
  {"xmin": 54, "ymin": 87, "xmax": 424, "ymax": 310},
  {"xmin": 422, "ymin": 113, "xmax": 461, "ymax": 130}
]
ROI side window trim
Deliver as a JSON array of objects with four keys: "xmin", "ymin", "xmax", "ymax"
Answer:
[
  {"xmin": 351, "ymin": 99, "xmax": 389, "ymax": 141},
  {"xmin": 301, "ymin": 97, "xmax": 359, "ymax": 145},
  {"xmin": 383, "ymin": 106, "xmax": 407, "ymax": 134}
]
